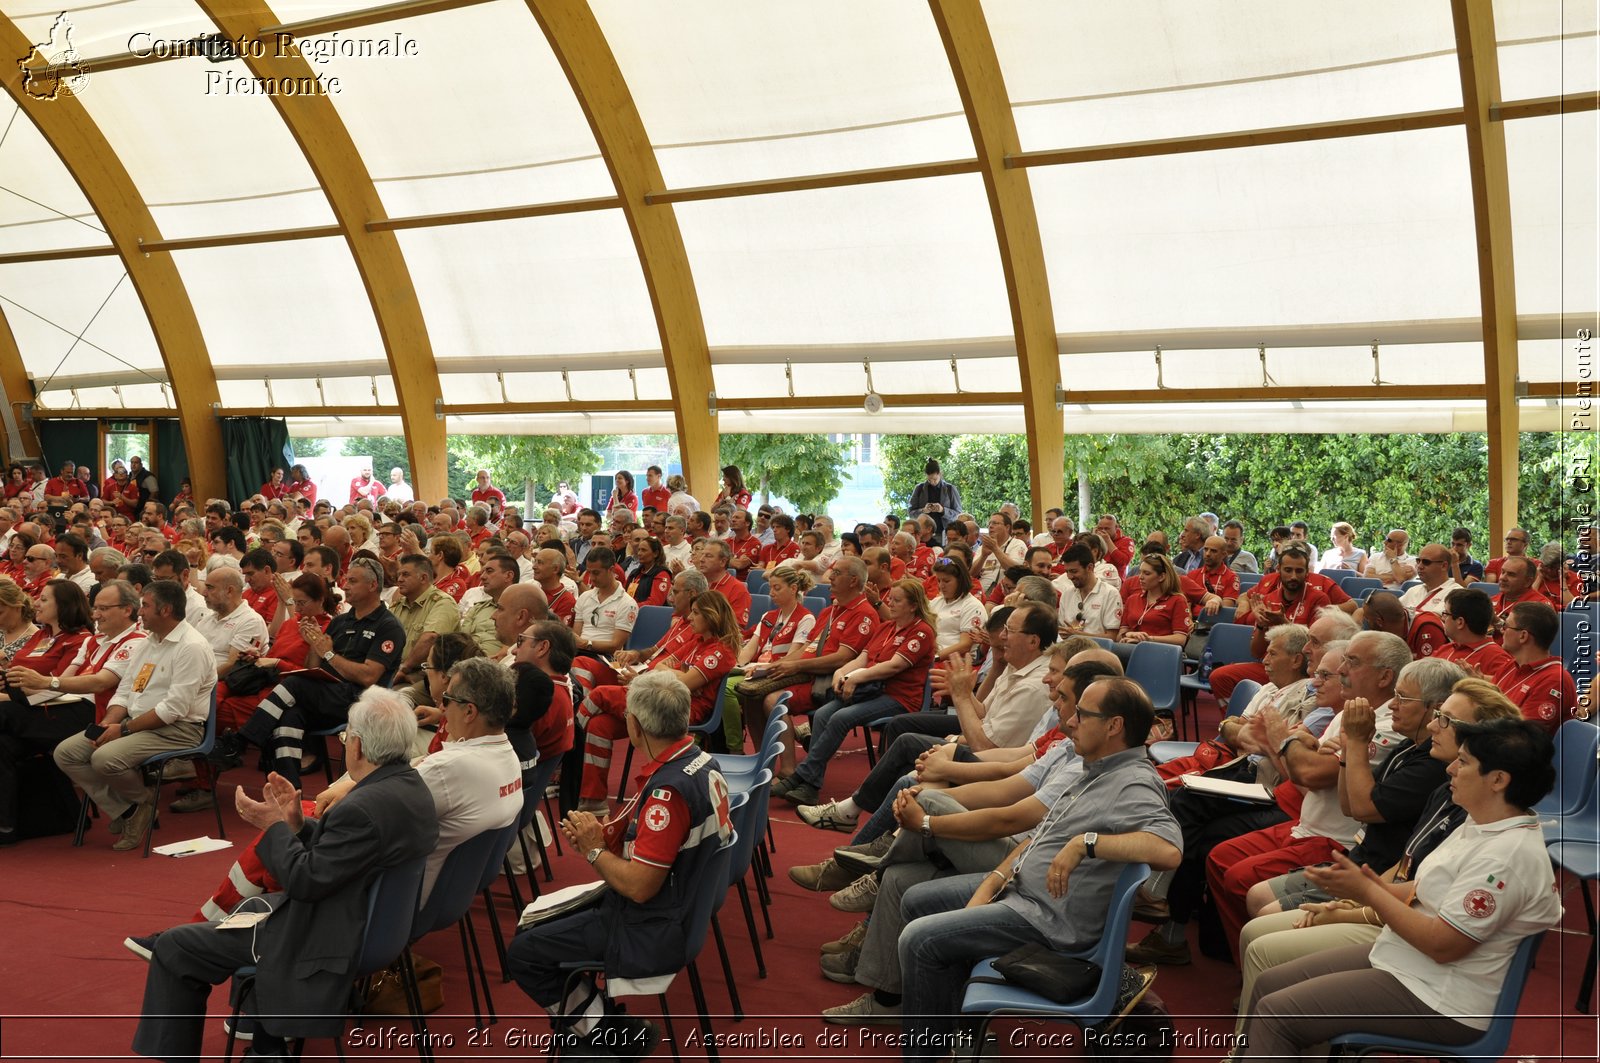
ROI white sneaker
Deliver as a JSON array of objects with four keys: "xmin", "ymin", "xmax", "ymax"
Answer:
[
  {"xmin": 797, "ymin": 800, "xmax": 858, "ymax": 833},
  {"xmin": 829, "ymin": 873, "xmax": 879, "ymax": 913},
  {"xmin": 821, "ymin": 991, "xmax": 901, "ymax": 1025}
]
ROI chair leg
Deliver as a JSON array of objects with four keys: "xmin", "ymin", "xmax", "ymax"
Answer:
[
  {"xmin": 518, "ymin": 832, "xmax": 543, "ymax": 900},
  {"xmin": 544, "ymin": 791, "xmax": 564, "ymax": 857},
  {"xmin": 530, "ymin": 814, "xmax": 555, "ymax": 884},
  {"xmin": 463, "ymin": 911, "xmax": 497, "ymax": 1025},
  {"xmin": 1578, "ymin": 878, "xmax": 1597, "ymax": 1014},
  {"xmin": 456, "ymin": 919, "xmax": 485, "ymax": 1029},
  {"xmin": 210, "ymin": 765, "xmax": 227, "ymax": 840},
  {"xmin": 398, "ymin": 947, "xmax": 435, "ymax": 1063},
  {"xmin": 141, "ymin": 764, "xmax": 166, "ymax": 858},
  {"xmin": 765, "ymin": 820, "xmax": 776, "ymax": 857},
  {"xmin": 656, "ymin": 994, "xmax": 682, "ymax": 1063},
  {"xmin": 685, "ymin": 962, "xmax": 720, "ymax": 1062},
  {"xmin": 862, "ymin": 725, "xmax": 877, "ymax": 767},
  {"xmin": 735, "ymin": 879, "xmax": 766, "ymax": 978},
  {"xmin": 708, "ymin": 913, "xmax": 743, "ymax": 1022},
  {"xmin": 72, "ymin": 794, "xmax": 90, "ymax": 847},
  {"xmin": 483, "ymin": 885, "xmax": 512, "ymax": 983}
]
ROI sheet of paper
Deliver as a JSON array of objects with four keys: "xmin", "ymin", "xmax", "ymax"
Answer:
[
  {"xmin": 151, "ymin": 836, "xmax": 235, "ymax": 858},
  {"xmin": 1178, "ymin": 774, "xmax": 1274, "ymax": 803}
]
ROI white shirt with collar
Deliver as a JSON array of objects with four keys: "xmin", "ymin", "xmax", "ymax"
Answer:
[
  {"xmin": 110, "ymin": 619, "xmax": 216, "ymax": 725},
  {"xmin": 413, "ymin": 732, "xmax": 523, "ymax": 904},
  {"xmin": 574, "ymin": 583, "xmax": 638, "ymax": 645},
  {"xmin": 1367, "ymin": 551, "xmax": 1416, "ymax": 588},
  {"xmin": 192, "ymin": 600, "xmax": 269, "ymax": 666},
  {"xmin": 66, "ymin": 567, "xmax": 96, "ymax": 594},
  {"xmin": 979, "ymin": 653, "xmax": 1053, "ymax": 747},
  {"xmin": 1052, "ymin": 575, "xmax": 1123, "ymax": 635},
  {"xmin": 662, "ymin": 540, "xmax": 693, "ymax": 571},
  {"xmin": 1400, "ymin": 578, "xmax": 1461, "ymax": 617}
]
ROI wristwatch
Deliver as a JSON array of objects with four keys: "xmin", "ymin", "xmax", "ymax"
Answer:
[
  {"xmin": 585, "ymin": 846, "xmax": 604, "ymax": 865},
  {"xmin": 1083, "ymin": 832, "xmax": 1098, "ymax": 859},
  {"xmin": 322, "ymin": 649, "xmax": 335, "ymax": 663},
  {"xmin": 920, "ymin": 817, "xmax": 934, "ymax": 839},
  {"xmin": 49, "ymin": 676, "xmax": 60, "ymax": 691}
]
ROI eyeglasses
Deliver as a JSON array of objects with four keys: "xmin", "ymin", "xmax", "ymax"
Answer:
[
  {"xmin": 1312, "ymin": 669, "xmax": 1337, "ymax": 682},
  {"xmin": 1391, "ymin": 693, "xmax": 1427, "ymax": 706},
  {"xmin": 441, "ymin": 692, "xmax": 472, "ymax": 707},
  {"xmin": 337, "ymin": 730, "xmax": 357, "ymax": 745},
  {"xmin": 516, "ymin": 633, "xmax": 542, "ymax": 646},
  {"xmin": 1431, "ymin": 709, "xmax": 1462, "ymax": 729},
  {"xmin": 1415, "ymin": 558, "xmax": 1439, "ymax": 567},
  {"xmin": 1073, "ymin": 708, "xmax": 1113, "ymax": 721}
]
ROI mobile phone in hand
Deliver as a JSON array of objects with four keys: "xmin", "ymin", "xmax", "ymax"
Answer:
[{"xmin": 84, "ymin": 723, "xmax": 106, "ymax": 740}]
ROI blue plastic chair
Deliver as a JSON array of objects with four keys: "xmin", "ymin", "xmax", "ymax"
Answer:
[
  {"xmin": 1229, "ymin": 679, "xmax": 1264, "ymax": 715},
  {"xmin": 721, "ymin": 695, "xmax": 789, "ymax": 782},
  {"xmin": 960, "ymin": 863, "xmax": 1150, "ymax": 1038},
  {"xmin": 1399, "ymin": 579, "xmax": 1422, "ymax": 593},
  {"xmin": 1178, "ymin": 623, "xmax": 1256, "ymax": 738},
  {"xmin": 713, "ymin": 777, "xmax": 775, "ymax": 1000},
  {"xmin": 224, "ymin": 855, "xmax": 429, "ymax": 1063},
  {"xmin": 1546, "ymin": 843, "xmax": 1597, "ymax": 1012},
  {"xmin": 862, "ymin": 674, "xmax": 935, "ymax": 766},
  {"xmin": 1559, "ymin": 606, "xmax": 1598, "ymax": 695},
  {"xmin": 804, "ymin": 594, "xmax": 829, "ymax": 615},
  {"xmin": 618, "ymin": 676, "xmax": 732, "ymax": 802},
  {"xmin": 745, "ymin": 594, "xmax": 772, "ymax": 633},
  {"xmin": 626, "ymin": 605, "xmax": 675, "ymax": 651},
  {"xmin": 1126, "ymin": 642, "xmax": 1182, "ymax": 715},
  {"xmin": 1322, "ymin": 569, "xmax": 1356, "ymax": 588},
  {"xmin": 1329, "ymin": 932, "xmax": 1549, "ymax": 1054},
  {"xmin": 1342, "ymin": 576, "xmax": 1383, "ymax": 599},
  {"xmin": 126, "ymin": 689, "xmax": 225, "ymax": 858},
  {"xmin": 1468, "ymin": 581, "xmax": 1501, "ymax": 597},
  {"xmin": 810, "ymin": 584, "xmax": 833, "ymax": 605},
  {"xmin": 746, "ymin": 570, "xmax": 769, "ymax": 596},
  {"xmin": 1536, "ymin": 719, "xmax": 1600, "ymax": 821},
  {"xmin": 1150, "ymin": 692, "xmax": 1246, "ymax": 762},
  {"xmin": 1238, "ymin": 572, "xmax": 1262, "ymax": 591}
]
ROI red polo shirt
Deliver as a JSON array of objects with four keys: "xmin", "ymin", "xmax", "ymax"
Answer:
[
  {"xmin": 1181, "ymin": 564, "xmax": 1240, "ymax": 616},
  {"xmin": 1495, "ymin": 656, "xmax": 1579, "ymax": 734}
]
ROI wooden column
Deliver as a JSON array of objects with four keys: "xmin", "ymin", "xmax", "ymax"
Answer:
[
  {"xmin": 1453, "ymin": 0, "xmax": 1521, "ymax": 546},
  {"xmin": 1, "ymin": 15, "xmax": 226, "ymax": 500},
  {"xmin": 198, "ymin": 0, "xmax": 449, "ymax": 501},
  {"xmin": 930, "ymin": 0, "xmax": 1064, "ymax": 520},
  {"xmin": 0, "ymin": 309, "xmax": 40, "ymax": 463},
  {"xmin": 526, "ymin": 0, "xmax": 720, "ymax": 499}
]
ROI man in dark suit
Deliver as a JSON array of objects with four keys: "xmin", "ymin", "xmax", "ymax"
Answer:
[{"xmin": 131, "ymin": 688, "xmax": 439, "ymax": 1063}]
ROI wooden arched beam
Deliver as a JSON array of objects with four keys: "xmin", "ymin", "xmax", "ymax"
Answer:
[
  {"xmin": 197, "ymin": 0, "xmax": 448, "ymax": 502},
  {"xmin": 525, "ymin": 0, "xmax": 720, "ymax": 499},
  {"xmin": 0, "ymin": 16, "xmax": 226, "ymax": 499},
  {"xmin": 0, "ymin": 306, "xmax": 41, "ymax": 463},
  {"xmin": 1453, "ymin": 0, "xmax": 1521, "ymax": 547},
  {"xmin": 929, "ymin": 0, "xmax": 1063, "ymax": 520}
]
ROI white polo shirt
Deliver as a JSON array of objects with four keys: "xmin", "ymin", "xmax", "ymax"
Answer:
[
  {"xmin": 979, "ymin": 653, "xmax": 1053, "ymax": 747},
  {"xmin": 192, "ymin": 600, "xmax": 269, "ymax": 666},
  {"xmin": 1052, "ymin": 575, "xmax": 1123, "ymax": 635},
  {"xmin": 574, "ymin": 584, "xmax": 639, "ymax": 645},
  {"xmin": 1399, "ymin": 578, "xmax": 1461, "ymax": 618}
]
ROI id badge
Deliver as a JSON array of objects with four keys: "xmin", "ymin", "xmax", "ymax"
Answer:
[{"xmin": 132, "ymin": 662, "xmax": 155, "ymax": 693}]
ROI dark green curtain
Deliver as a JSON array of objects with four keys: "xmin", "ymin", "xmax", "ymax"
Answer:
[
  {"xmin": 36, "ymin": 421, "xmax": 97, "ymax": 475},
  {"xmin": 153, "ymin": 419, "xmax": 188, "ymax": 504},
  {"xmin": 221, "ymin": 418, "xmax": 294, "ymax": 506}
]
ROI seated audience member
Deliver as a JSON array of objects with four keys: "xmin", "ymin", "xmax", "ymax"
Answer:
[
  {"xmin": 572, "ymin": 547, "xmax": 638, "ymax": 657},
  {"xmin": 18, "ymin": 540, "xmax": 58, "ymax": 599},
  {"xmin": 238, "ymin": 548, "xmax": 279, "ymax": 626},
  {"xmin": 1053, "ymin": 543, "xmax": 1123, "ymax": 638},
  {"xmin": 815, "ymin": 660, "xmax": 1118, "ymax": 1002},
  {"xmin": 1448, "ymin": 527, "xmax": 1484, "ymax": 583},
  {"xmin": 532, "ymin": 547, "xmax": 578, "ymax": 627},
  {"xmin": 1495, "ymin": 600, "xmax": 1581, "ymax": 731},
  {"xmin": 927, "ymin": 557, "xmax": 986, "ymax": 664},
  {"xmin": 12, "ymin": 580, "xmax": 144, "ymax": 724},
  {"xmin": 574, "ymin": 590, "xmax": 740, "ymax": 811},
  {"xmin": 1112, "ymin": 552, "xmax": 1192, "ymax": 660},
  {"xmin": 129, "ymin": 690, "xmax": 438, "ymax": 1062},
  {"xmin": 1491, "ymin": 555, "xmax": 1544, "ymax": 635},
  {"xmin": 1318, "ymin": 521, "xmax": 1367, "ymax": 572},
  {"xmin": 430, "ymin": 534, "xmax": 471, "ymax": 602},
  {"xmin": 0, "ymin": 579, "xmax": 92, "ymax": 694},
  {"xmin": 694, "ymin": 538, "xmax": 752, "ymax": 628},
  {"xmin": 725, "ymin": 566, "xmax": 817, "ymax": 755},
  {"xmin": 930, "ymin": 602, "xmax": 1057, "ymax": 755},
  {"xmin": 1221, "ymin": 519, "xmax": 1258, "ymax": 575},
  {"xmin": 506, "ymin": 671, "xmax": 732, "ymax": 1053},
  {"xmin": 224, "ymin": 558, "xmax": 404, "ymax": 787},
  {"xmin": 1232, "ymin": 677, "xmax": 1523, "ymax": 1036},
  {"xmin": 389, "ymin": 553, "xmax": 461, "ymax": 691},
  {"xmin": 659, "ymin": 515, "xmax": 693, "ymax": 573},
  {"xmin": 1362, "ymin": 528, "xmax": 1417, "ymax": 587},
  {"xmin": 1171, "ymin": 516, "xmax": 1210, "ymax": 573},
  {"xmin": 623, "ymin": 535, "xmax": 672, "ymax": 607},
  {"xmin": 209, "ymin": 573, "xmax": 338, "ymax": 755},
  {"xmin": 1212, "ymin": 543, "xmax": 1339, "ymax": 706},
  {"xmin": 458, "ymin": 553, "xmax": 518, "ymax": 657},
  {"xmin": 1364, "ymin": 589, "xmax": 1447, "ymax": 661},
  {"xmin": 1398, "ymin": 543, "xmax": 1460, "ymax": 617},
  {"xmin": 774, "ymin": 580, "xmax": 937, "ymax": 807},
  {"xmin": 759, "ymin": 514, "xmax": 800, "ymax": 574},
  {"xmin": 54, "ymin": 532, "xmax": 95, "ymax": 593},
  {"xmin": 860, "ymin": 679, "xmax": 1180, "ymax": 1051},
  {"xmin": 491, "ymin": 583, "xmax": 550, "ymax": 667},
  {"xmin": 193, "ymin": 566, "xmax": 270, "ymax": 679},
  {"xmin": 1181, "ymin": 534, "xmax": 1240, "ymax": 618},
  {"xmin": 515, "ymin": 619, "xmax": 578, "ymax": 763},
  {"xmin": 1534, "ymin": 541, "xmax": 1581, "ymax": 608},
  {"xmin": 574, "ymin": 570, "xmax": 706, "ymax": 695},
  {"xmin": 1435, "ymin": 588, "xmax": 1514, "ymax": 680},
  {"xmin": 1239, "ymin": 719, "xmax": 1562, "ymax": 1059},
  {"xmin": 971, "ymin": 512, "xmax": 1026, "ymax": 595},
  {"xmin": 1485, "ymin": 527, "xmax": 1530, "ymax": 582},
  {"xmin": 47, "ymin": 581, "xmax": 213, "ymax": 850}
]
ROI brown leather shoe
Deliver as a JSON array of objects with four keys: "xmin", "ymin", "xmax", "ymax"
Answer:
[
  {"xmin": 788, "ymin": 857, "xmax": 855, "ymax": 893},
  {"xmin": 1124, "ymin": 926, "xmax": 1192, "ymax": 966}
]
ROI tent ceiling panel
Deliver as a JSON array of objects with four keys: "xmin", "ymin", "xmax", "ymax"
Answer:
[
  {"xmin": 1505, "ymin": 113, "xmax": 1597, "ymax": 317},
  {"xmin": 1494, "ymin": 0, "xmax": 1598, "ymax": 100},
  {"xmin": 6, "ymin": 0, "xmax": 212, "ymax": 56},
  {"xmin": 1061, "ymin": 342, "xmax": 1487, "ymax": 394},
  {"xmin": 303, "ymin": 3, "xmax": 616, "ymax": 217},
  {"xmin": 0, "ymin": 258, "xmax": 163, "ymax": 382},
  {"xmin": 396, "ymin": 212, "xmax": 661, "ymax": 360},
  {"xmin": 590, "ymin": 0, "xmax": 972, "ymax": 189},
  {"xmin": 675, "ymin": 174, "xmax": 1011, "ymax": 349},
  {"xmin": 1031, "ymin": 127, "xmax": 1479, "ymax": 334},
  {"xmin": 34, "ymin": 381, "xmax": 173, "ymax": 411},
  {"xmin": 170, "ymin": 238, "xmax": 385, "ymax": 366},
  {"xmin": 70, "ymin": 55, "xmax": 336, "ymax": 239},
  {"xmin": 983, "ymin": 0, "xmax": 1460, "ymax": 152},
  {"xmin": 0, "ymin": 113, "xmax": 107, "ymax": 254}
]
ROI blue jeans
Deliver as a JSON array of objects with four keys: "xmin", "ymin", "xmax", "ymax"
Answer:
[
  {"xmin": 792, "ymin": 695, "xmax": 904, "ymax": 790},
  {"xmin": 898, "ymin": 875, "xmax": 1051, "ymax": 1062},
  {"xmin": 854, "ymin": 774, "xmax": 916, "ymax": 844}
]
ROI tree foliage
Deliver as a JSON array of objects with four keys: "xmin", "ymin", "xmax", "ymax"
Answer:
[
  {"xmin": 719, "ymin": 434, "xmax": 851, "ymax": 515},
  {"xmin": 449, "ymin": 435, "xmax": 616, "ymax": 501},
  {"xmin": 879, "ymin": 434, "xmax": 955, "ymax": 512}
]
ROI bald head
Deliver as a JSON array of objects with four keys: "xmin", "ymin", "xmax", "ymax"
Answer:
[
  {"xmin": 494, "ymin": 582, "xmax": 550, "ymax": 646},
  {"xmin": 1067, "ymin": 647, "xmax": 1122, "ymax": 674},
  {"xmin": 1361, "ymin": 590, "xmax": 1408, "ymax": 636}
]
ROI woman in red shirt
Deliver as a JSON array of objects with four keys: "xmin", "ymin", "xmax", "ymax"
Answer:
[
  {"xmin": 260, "ymin": 468, "xmax": 288, "ymax": 500},
  {"xmin": 777, "ymin": 579, "xmax": 937, "ymax": 803},
  {"xmin": 2, "ymin": 466, "xmax": 26, "ymax": 500},
  {"xmin": 1116, "ymin": 553, "xmax": 1193, "ymax": 654},
  {"xmin": 0, "ymin": 579, "xmax": 93, "ymax": 842},
  {"xmin": 611, "ymin": 469, "xmax": 639, "ymax": 513},
  {"xmin": 714, "ymin": 464, "xmax": 752, "ymax": 512},
  {"xmin": 171, "ymin": 478, "xmax": 194, "ymax": 508},
  {"xmin": 0, "ymin": 533, "xmax": 33, "ymax": 585},
  {"xmin": 624, "ymin": 536, "xmax": 672, "ymax": 607},
  {"xmin": 737, "ymin": 567, "xmax": 819, "ymax": 764},
  {"xmin": 219, "ymin": 573, "xmax": 339, "ymax": 733}
]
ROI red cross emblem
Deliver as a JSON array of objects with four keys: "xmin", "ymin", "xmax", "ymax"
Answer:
[{"xmin": 1463, "ymin": 888, "xmax": 1496, "ymax": 919}]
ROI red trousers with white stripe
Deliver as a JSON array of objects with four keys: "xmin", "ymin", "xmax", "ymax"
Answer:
[
  {"xmin": 577, "ymin": 685, "xmax": 630, "ymax": 800},
  {"xmin": 1208, "ymin": 661, "xmax": 1268, "ymax": 707},
  {"xmin": 1204, "ymin": 821, "xmax": 1342, "ymax": 963}
]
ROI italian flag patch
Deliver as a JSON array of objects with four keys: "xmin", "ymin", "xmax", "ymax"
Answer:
[
  {"xmin": 651, "ymin": 788, "xmax": 672, "ymax": 802},
  {"xmin": 1486, "ymin": 874, "xmax": 1507, "ymax": 890}
]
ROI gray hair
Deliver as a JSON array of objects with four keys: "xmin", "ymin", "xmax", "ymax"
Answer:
[
  {"xmin": 1349, "ymin": 630, "xmax": 1412, "ymax": 679},
  {"xmin": 348, "ymin": 555, "xmax": 385, "ymax": 591},
  {"xmin": 1265, "ymin": 623, "xmax": 1312, "ymax": 658},
  {"xmin": 627, "ymin": 670, "xmax": 690, "ymax": 739},
  {"xmin": 1322, "ymin": 639, "xmax": 1351, "ymax": 659},
  {"xmin": 207, "ymin": 565, "xmax": 245, "ymax": 592},
  {"xmin": 1398, "ymin": 657, "xmax": 1468, "ymax": 707},
  {"xmin": 833, "ymin": 556, "xmax": 867, "ymax": 589},
  {"xmin": 1014, "ymin": 575, "xmax": 1056, "ymax": 606},
  {"xmin": 447, "ymin": 657, "xmax": 515, "ymax": 729},
  {"xmin": 346, "ymin": 688, "xmax": 417, "ymax": 766},
  {"xmin": 664, "ymin": 514, "xmax": 687, "ymax": 533},
  {"xmin": 95, "ymin": 579, "xmax": 140, "ymax": 610},
  {"xmin": 1313, "ymin": 606, "xmax": 1361, "ymax": 642},
  {"xmin": 466, "ymin": 505, "xmax": 489, "ymax": 525},
  {"xmin": 673, "ymin": 569, "xmax": 709, "ymax": 596},
  {"xmin": 90, "ymin": 547, "xmax": 127, "ymax": 569}
]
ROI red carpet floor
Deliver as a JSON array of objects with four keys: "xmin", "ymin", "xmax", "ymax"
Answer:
[{"xmin": 2, "ymin": 701, "xmax": 1596, "ymax": 1061}]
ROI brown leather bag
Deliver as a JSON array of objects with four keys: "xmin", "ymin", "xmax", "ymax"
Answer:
[{"xmin": 362, "ymin": 954, "xmax": 444, "ymax": 1015}]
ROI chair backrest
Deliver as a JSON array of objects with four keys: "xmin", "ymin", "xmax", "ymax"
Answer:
[
  {"xmin": 1230, "ymin": 679, "xmax": 1264, "ymax": 714},
  {"xmin": 1206, "ymin": 623, "xmax": 1257, "ymax": 667},
  {"xmin": 1087, "ymin": 636, "xmax": 1114, "ymax": 651},
  {"xmin": 803, "ymin": 595, "xmax": 828, "ymax": 615},
  {"xmin": 1237, "ymin": 572, "xmax": 1261, "ymax": 591},
  {"xmin": 1074, "ymin": 863, "xmax": 1150, "ymax": 1017},
  {"xmin": 746, "ymin": 594, "xmax": 772, "ymax": 628},
  {"xmin": 679, "ymin": 834, "xmax": 735, "ymax": 962},
  {"xmin": 354, "ymin": 854, "xmax": 429, "ymax": 977},
  {"xmin": 726, "ymin": 773, "xmax": 770, "ymax": 879},
  {"xmin": 1343, "ymin": 576, "xmax": 1382, "ymax": 599},
  {"xmin": 627, "ymin": 605, "xmax": 675, "ymax": 651},
  {"xmin": 1210, "ymin": 605, "xmax": 1236, "ymax": 626},
  {"xmin": 1560, "ymin": 606, "xmax": 1599, "ymax": 693},
  {"xmin": 688, "ymin": 675, "xmax": 732, "ymax": 737},
  {"xmin": 1125, "ymin": 642, "xmax": 1181, "ymax": 712},
  {"xmin": 810, "ymin": 584, "xmax": 832, "ymax": 604},
  {"xmin": 1322, "ymin": 569, "xmax": 1355, "ymax": 587},
  {"xmin": 522, "ymin": 755, "xmax": 563, "ymax": 822},
  {"xmin": 759, "ymin": 699, "xmax": 789, "ymax": 750},
  {"xmin": 412, "ymin": 824, "xmax": 519, "ymax": 939},
  {"xmin": 1536, "ymin": 719, "xmax": 1600, "ymax": 818},
  {"xmin": 1468, "ymin": 581, "xmax": 1500, "ymax": 597},
  {"xmin": 746, "ymin": 570, "xmax": 769, "ymax": 596},
  {"xmin": 1399, "ymin": 579, "xmax": 1422, "ymax": 592}
]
